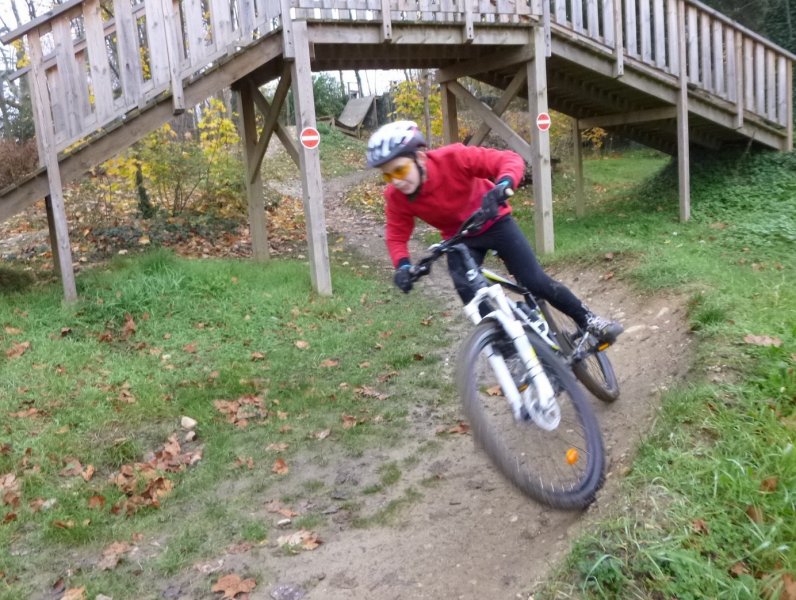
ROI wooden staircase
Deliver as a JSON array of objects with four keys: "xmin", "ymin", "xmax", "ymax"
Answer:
[{"xmin": 1, "ymin": 0, "xmax": 792, "ymax": 299}]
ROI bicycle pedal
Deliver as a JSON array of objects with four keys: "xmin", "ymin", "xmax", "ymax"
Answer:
[{"xmin": 596, "ymin": 342, "xmax": 611, "ymax": 351}]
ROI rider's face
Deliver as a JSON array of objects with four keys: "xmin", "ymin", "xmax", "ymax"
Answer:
[{"xmin": 380, "ymin": 155, "xmax": 422, "ymax": 195}]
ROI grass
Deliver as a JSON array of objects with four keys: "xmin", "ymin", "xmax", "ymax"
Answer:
[
  {"xmin": 0, "ymin": 248, "xmax": 455, "ymax": 599},
  {"xmin": 509, "ymin": 146, "xmax": 795, "ymax": 599}
]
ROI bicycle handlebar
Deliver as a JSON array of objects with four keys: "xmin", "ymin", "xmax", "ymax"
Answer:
[{"xmin": 408, "ymin": 187, "xmax": 514, "ymax": 283}]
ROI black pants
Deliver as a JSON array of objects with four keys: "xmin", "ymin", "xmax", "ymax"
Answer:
[{"xmin": 446, "ymin": 216, "xmax": 590, "ymax": 327}]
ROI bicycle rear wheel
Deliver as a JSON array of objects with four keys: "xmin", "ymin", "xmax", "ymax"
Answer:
[
  {"xmin": 539, "ymin": 302, "xmax": 620, "ymax": 403},
  {"xmin": 456, "ymin": 321, "xmax": 605, "ymax": 510}
]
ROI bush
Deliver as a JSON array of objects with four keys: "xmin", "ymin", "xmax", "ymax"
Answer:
[{"xmin": 0, "ymin": 139, "xmax": 38, "ymax": 189}]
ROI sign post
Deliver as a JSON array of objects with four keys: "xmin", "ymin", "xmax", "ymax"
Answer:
[{"xmin": 300, "ymin": 126, "xmax": 320, "ymax": 149}]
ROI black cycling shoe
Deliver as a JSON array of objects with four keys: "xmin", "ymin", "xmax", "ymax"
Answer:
[{"xmin": 584, "ymin": 313, "xmax": 624, "ymax": 345}]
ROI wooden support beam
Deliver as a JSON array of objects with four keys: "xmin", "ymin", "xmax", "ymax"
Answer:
[
  {"xmin": 577, "ymin": 107, "xmax": 677, "ymax": 128},
  {"xmin": 29, "ymin": 33, "xmax": 77, "ymax": 301},
  {"xmin": 677, "ymin": 0, "xmax": 691, "ymax": 222},
  {"xmin": 436, "ymin": 46, "xmax": 535, "ymax": 82},
  {"xmin": 446, "ymin": 81, "xmax": 531, "ymax": 158},
  {"xmin": 468, "ymin": 67, "xmax": 527, "ymax": 147},
  {"xmin": 236, "ymin": 80, "xmax": 270, "ymax": 261},
  {"xmin": 288, "ymin": 20, "xmax": 332, "ymax": 296},
  {"xmin": 573, "ymin": 120, "xmax": 584, "ymax": 217},
  {"xmin": 246, "ymin": 65, "xmax": 293, "ymax": 183},
  {"xmin": 527, "ymin": 26, "xmax": 555, "ymax": 254},
  {"xmin": 440, "ymin": 83, "xmax": 459, "ymax": 144},
  {"xmin": 250, "ymin": 86, "xmax": 301, "ymax": 169}
]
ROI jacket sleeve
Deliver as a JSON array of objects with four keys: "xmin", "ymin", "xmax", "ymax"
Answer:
[
  {"xmin": 458, "ymin": 145, "xmax": 525, "ymax": 189},
  {"xmin": 384, "ymin": 188, "xmax": 415, "ymax": 267}
]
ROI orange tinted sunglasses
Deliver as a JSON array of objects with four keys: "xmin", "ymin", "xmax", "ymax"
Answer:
[{"xmin": 381, "ymin": 163, "xmax": 412, "ymax": 183}]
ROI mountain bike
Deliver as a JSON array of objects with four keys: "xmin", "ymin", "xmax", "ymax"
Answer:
[{"xmin": 409, "ymin": 209, "xmax": 612, "ymax": 509}]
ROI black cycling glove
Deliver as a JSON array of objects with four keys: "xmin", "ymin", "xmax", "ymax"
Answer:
[
  {"xmin": 394, "ymin": 260, "xmax": 413, "ymax": 293},
  {"xmin": 481, "ymin": 177, "xmax": 514, "ymax": 220}
]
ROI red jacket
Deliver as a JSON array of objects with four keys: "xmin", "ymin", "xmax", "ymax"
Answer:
[{"xmin": 384, "ymin": 144, "xmax": 525, "ymax": 267}]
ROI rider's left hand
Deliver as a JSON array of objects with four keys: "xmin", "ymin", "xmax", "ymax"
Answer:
[{"xmin": 481, "ymin": 177, "xmax": 513, "ymax": 220}]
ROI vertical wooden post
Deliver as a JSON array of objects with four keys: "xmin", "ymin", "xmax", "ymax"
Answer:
[
  {"xmin": 44, "ymin": 196, "xmax": 61, "ymax": 277},
  {"xmin": 787, "ymin": 61, "xmax": 793, "ymax": 151},
  {"xmin": 677, "ymin": 0, "xmax": 691, "ymax": 222},
  {"xmin": 573, "ymin": 120, "xmax": 585, "ymax": 217},
  {"xmin": 288, "ymin": 20, "xmax": 332, "ymax": 295},
  {"xmin": 236, "ymin": 80, "xmax": 270, "ymax": 261},
  {"xmin": 440, "ymin": 82, "xmax": 459, "ymax": 144},
  {"xmin": 526, "ymin": 25, "xmax": 554, "ymax": 254},
  {"xmin": 614, "ymin": 0, "xmax": 624, "ymax": 77},
  {"xmin": 734, "ymin": 32, "xmax": 744, "ymax": 129},
  {"xmin": 28, "ymin": 32, "xmax": 77, "ymax": 302}
]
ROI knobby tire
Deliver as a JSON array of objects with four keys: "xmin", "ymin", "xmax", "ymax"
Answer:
[
  {"xmin": 456, "ymin": 321, "xmax": 605, "ymax": 510},
  {"xmin": 539, "ymin": 302, "xmax": 620, "ymax": 403}
]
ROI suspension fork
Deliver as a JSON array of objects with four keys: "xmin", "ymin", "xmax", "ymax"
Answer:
[{"xmin": 464, "ymin": 286, "xmax": 557, "ymax": 418}]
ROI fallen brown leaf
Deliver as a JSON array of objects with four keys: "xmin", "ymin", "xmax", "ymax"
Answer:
[
  {"xmin": 98, "ymin": 540, "xmax": 132, "ymax": 570},
  {"xmin": 320, "ymin": 358, "xmax": 339, "ymax": 368},
  {"xmin": 62, "ymin": 587, "xmax": 86, "ymax": 600},
  {"xmin": 122, "ymin": 314, "xmax": 136, "ymax": 339},
  {"xmin": 5, "ymin": 341, "xmax": 30, "ymax": 359},
  {"xmin": 272, "ymin": 458, "xmax": 289, "ymax": 475},
  {"xmin": 211, "ymin": 573, "xmax": 256, "ymax": 599},
  {"xmin": 743, "ymin": 334, "xmax": 782, "ymax": 347},
  {"xmin": 88, "ymin": 495, "xmax": 106, "ymax": 510},
  {"xmin": 276, "ymin": 529, "xmax": 322, "ymax": 551},
  {"xmin": 295, "ymin": 340, "xmax": 310, "ymax": 350}
]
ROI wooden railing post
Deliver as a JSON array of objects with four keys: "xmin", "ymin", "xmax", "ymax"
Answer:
[
  {"xmin": 734, "ymin": 31, "xmax": 744, "ymax": 129},
  {"xmin": 787, "ymin": 62, "xmax": 794, "ymax": 150},
  {"xmin": 676, "ymin": 0, "xmax": 690, "ymax": 222},
  {"xmin": 541, "ymin": 0, "xmax": 551, "ymax": 57},
  {"xmin": 28, "ymin": 30, "xmax": 77, "ymax": 301},
  {"xmin": 380, "ymin": 0, "xmax": 393, "ymax": 42},
  {"xmin": 614, "ymin": 0, "xmax": 624, "ymax": 76}
]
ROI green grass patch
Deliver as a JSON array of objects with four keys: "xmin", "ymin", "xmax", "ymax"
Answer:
[
  {"xmin": 528, "ymin": 148, "xmax": 795, "ymax": 599},
  {"xmin": 0, "ymin": 249, "xmax": 452, "ymax": 598}
]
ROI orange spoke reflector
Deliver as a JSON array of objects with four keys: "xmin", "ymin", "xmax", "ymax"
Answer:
[{"xmin": 565, "ymin": 448, "xmax": 579, "ymax": 465}]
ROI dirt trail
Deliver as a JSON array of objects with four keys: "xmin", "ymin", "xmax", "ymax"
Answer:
[
  {"xmin": 193, "ymin": 173, "xmax": 694, "ymax": 600},
  {"xmin": 0, "ymin": 172, "xmax": 694, "ymax": 599}
]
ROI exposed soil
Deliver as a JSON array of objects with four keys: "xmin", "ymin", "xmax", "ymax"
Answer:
[{"xmin": 0, "ymin": 171, "xmax": 695, "ymax": 599}]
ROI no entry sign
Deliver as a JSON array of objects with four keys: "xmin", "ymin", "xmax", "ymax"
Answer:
[
  {"xmin": 300, "ymin": 126, "xmax": 320, "ymax": 149},
  {"xmin": 536, "ymin": 112, "xmax": 551, "ymax": 131}
]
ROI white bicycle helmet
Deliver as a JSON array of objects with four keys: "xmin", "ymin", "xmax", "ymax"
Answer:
[{"xmin": 366, "ymin": 121, "xmax": 427, "ymax": 168}]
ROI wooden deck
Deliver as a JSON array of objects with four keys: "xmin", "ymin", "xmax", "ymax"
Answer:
[{"xmin": 0, "ymin": 0, "xmax": 793, "ymax": 298}]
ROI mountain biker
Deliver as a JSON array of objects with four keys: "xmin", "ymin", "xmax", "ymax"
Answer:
[{"xmin": 366, "ymin": 120, "xmax": 623, "ymax": 344}]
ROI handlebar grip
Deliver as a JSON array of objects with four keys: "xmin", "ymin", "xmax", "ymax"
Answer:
[{"xmin": 409, "ymin": 263, "xmax": 431, "ymax": 281}]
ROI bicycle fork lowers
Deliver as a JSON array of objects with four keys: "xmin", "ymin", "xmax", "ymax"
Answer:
[{"xmin": 457, "ymin": 252, "xmax": 560, "ymax": 431}]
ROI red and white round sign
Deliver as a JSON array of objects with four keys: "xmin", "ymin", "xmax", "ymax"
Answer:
[
  {"xmin": 300, "ymin": 126, "xmax": 320, "ymax": 149},
  {"xmin": 536, "ymin": 112, "xmax": 551, "ymax": 131}
]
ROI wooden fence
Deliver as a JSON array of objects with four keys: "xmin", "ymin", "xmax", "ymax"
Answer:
[
  {"xmin": 1, "ymin": 0, "xmax": 536, "ymax": 160},
  {"xmin": 1, "ymin": 0, "xmax": 792, "ymax": 164},
  {"xmin": 547, "ymin": 0, "xmax": 794, "ymax": 129}
]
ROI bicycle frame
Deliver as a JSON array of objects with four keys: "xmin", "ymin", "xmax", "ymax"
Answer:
[{"xmin": 422, "ymin": 241, "xmax": 561, "ymax": 429}]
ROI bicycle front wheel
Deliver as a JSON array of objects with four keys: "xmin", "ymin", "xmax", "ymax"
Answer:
[
  {"xmin": 539, "ymin": 302, "xmax": 620, "ymax": 403},
  {"xmin": 455, "ymin": 321, "xmax": 605, "ymax": 510}
]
